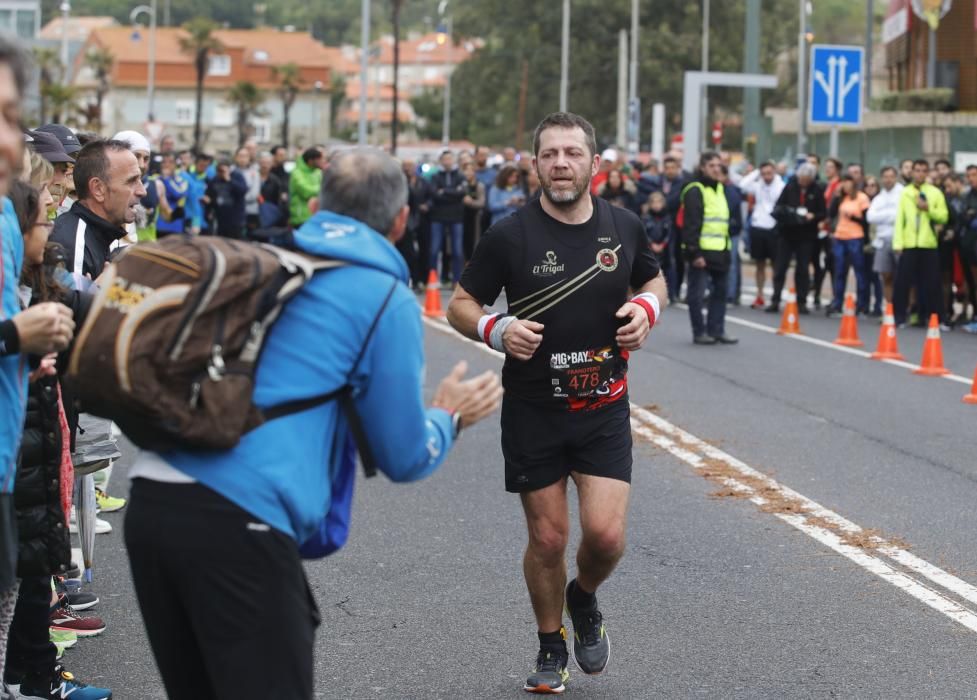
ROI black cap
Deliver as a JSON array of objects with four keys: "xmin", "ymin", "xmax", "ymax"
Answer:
[
  {"xmin": 36, "ymin": 123, "xmax": 81, "ymax": 155},
  {"xmin": 29, "ymin": 130, "xmax": 74, "ymax": 164}
]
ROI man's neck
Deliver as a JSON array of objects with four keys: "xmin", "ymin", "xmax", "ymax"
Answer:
[
  {"xmin": 540, "ymin": 192, "xmax": 593, "ymax": 225},
  {"xmin": 77, "ymin": 200, "xmax": 121, "ymax": 230}
]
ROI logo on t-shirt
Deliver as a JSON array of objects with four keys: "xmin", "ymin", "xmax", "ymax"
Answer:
[
  {"xmin": 596, "ymin": 248, "xmax": 619, "ymax": 272},
  {"xmin": 533, "ymin": 250, "xmax": 565, "ymax": 276}
]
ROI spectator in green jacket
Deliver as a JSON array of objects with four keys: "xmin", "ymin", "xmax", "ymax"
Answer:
[{"xmin": 289, "ymin": 147, "xmax": 323, "ymax": 228}]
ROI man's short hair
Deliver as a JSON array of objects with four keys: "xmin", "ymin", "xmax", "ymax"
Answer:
[
  {"xmin": 663, "ymin": 156, "xmax": 679, "ymax": 167},
  {"xmin": 301, "ymin": 147, "xmax": 322, "ymax": 165},
  {"xmin": 935, "ymin": 158, "xmax": 951, "ymax": 168},
  {"xmin": 440, "ymin": 149, "xmax": 453, "ymax": 159},
  {"xmin": 73, "ymin": 139, "xmax": 133, "ymax": 200},
  {"xmin": 0, "ymin": 36, "xmax": 30, "ymax": 98},
  {"xmin": 807, "ymin": 153, "xmax": 821, "ymax": 165},
  {"xmin": 319, "ymin": 147, "xmax": 408, "ymax": 236},
  {"xmin": 271, "ymin": 144, "xmax": 286, "ymax": 155},
  {"xmin": 880, "ymin": 166, "xmax": 897, "ymax": 176},
  {"xmin": 913, "ymin": 158, "xmax": 930, "ymax": 169},
  {"xmin": 900, "ymin": 158, "xmax": 913, "ymax": 167},
  {"xmin": 795, "ymin": 163, "xmax": 818, "ymax": 180},
  {"xmin": 532, "ymin": 112, "xmax": 597, "ymax": 158},
  {"xmin": 699, "ymin": 150, "xmax": 721, "ymax": 168},
  {"xmin": 826, "ymin": 157, "xmax": 843, "ymax": 171},
  {"xmin": 760, "ymin": 160, "xmax": 776, "ymax": 170},
  {"xmin": 966, "ymin": 164, "xmax": 977, "ymax": 173}
]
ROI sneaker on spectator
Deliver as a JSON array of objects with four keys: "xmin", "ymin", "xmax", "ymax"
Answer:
[
  {"xmin": 17, "ymin": 665, "xmax": 111, "ymax": 700},
  {"xmin": 50, "ymin": 604, "xmax": 105, "ymax": 638},
  {"xmin": 94, "ymin": 489, "xmax": 125, "ymax": 513},
  {"xmin": 962, "ymin": 321, "xmax": 977, "ymax": 334},
  {"xmin": 66, "ymin": 591, "xmax": 99, "ymax": 612},
  {"xmin": 68, "ymin": 507, "xmax": 112, "ymax": 535},
  {"xmin": 49, "ymin": 628, "xmax": 78, "ymax": 651}
]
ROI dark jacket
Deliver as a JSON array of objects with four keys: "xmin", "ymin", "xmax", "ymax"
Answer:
[
  {"xmin": 724, "ymin": 181, "xmax": 744, "ymax": 237},
  {"xmin": 681, "ymin": 175, "xmax": 730, "ymax": 271},
  {"xmin": 206, "ymin": 171, "xmax": 248, "ymax": 237},
  {"xmin": 407, "ymin": 175, "xmax": 431, "ymax": 233},
  {"xmin": 49, "ymin": 201, "xmax": 126, "ymax": 279},
  {"xmin": 259, "ymin": 172, "xmax": 288, "ymax": 228},
  {"xmin": 773, "ymin": 177, "xmax": 826, "ymax": 240},
  {"xmin": 430, "ymin": 168, "xmax": 467, "ymax": 223},
  {"xmin": 15, "ymin": 282, "xmax": 91, "ymax": 578}
]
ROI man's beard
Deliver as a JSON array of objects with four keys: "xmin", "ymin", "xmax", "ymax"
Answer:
[{"xmin": 541, "ymin": 171, "xmax": 590, "ymax": 207}]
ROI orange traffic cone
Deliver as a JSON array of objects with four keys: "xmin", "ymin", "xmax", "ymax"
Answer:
[
  {"xmin": 913, "ymin": 314, "xmax": 950, "ymax": 376},
  {"xmin": 870, "ymin": 302, "xmax": 904, "ymax": 360},
  {"xmin": 423, "ymin": 270, "xmax": 445, "ymax": 317},
  {"xmin": 833, "ymin": 294, "xmax": 863, "ymax": 347},
  {"xmin": 963, "ymin": 363, "xmax": 977, "ymax": 404},
  {"xmin": 777, "ymin": 288, "xmax": 801, "ymax": 335}
]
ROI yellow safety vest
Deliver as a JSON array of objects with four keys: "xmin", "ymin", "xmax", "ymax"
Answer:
[{"xmin": 682, "ymin": 181, "xmax": 730, "ymax": 252}]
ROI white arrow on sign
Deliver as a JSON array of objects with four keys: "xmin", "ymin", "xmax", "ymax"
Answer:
[{"xmin": 814, "ymin": 53, "xmax": 860, "ymax": 119}]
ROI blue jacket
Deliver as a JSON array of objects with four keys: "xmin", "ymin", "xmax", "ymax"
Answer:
[
  {"xmin": 488, "ymin": 185, "xmax": 526, "ymax": 226},
  {"xmin": 1, "ymin": 198, "xmax": 26, "ymax": 494},
  {"xmin": 184, "ymin": 169, "xmax": 210, "ymax": 231},
  {"xmin": 153, "ymin": 210, "xmax": 455, "ymax": 542}
]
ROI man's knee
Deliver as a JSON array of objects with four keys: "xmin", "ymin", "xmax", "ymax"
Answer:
[
  {"xmin": 582, "ymin": 522, "xmax": 626, "ymax": 560},
  {"xmin": 528, "ymin": 525, "xmax": 569, "ymax": 564}
]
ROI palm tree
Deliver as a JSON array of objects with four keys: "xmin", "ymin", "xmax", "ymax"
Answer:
[
  {"xmin": 226, "ymin": 81, "xmax": 265, "ymax": 148},
  {"xmin": 32, "ymin": 47, "xmax": 61, "ymax": 124},
  {"xmin": 271, "ymin": 62, "xmax": 301, "ymax": 149},
  {"xmin": 44, "ymin": 84, "xmax": 79, "ymax": 124},
  {"xmin": 179, "ymin": 18, "xmax": 224, "ymax": 155},
  {"xmin": 83, "ymin": 47, "xmax": 114, "ymax": 131}
]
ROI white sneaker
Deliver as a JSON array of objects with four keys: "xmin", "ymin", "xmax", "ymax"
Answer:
[{"xmin": 68, "ymin": 512, "xmax": 112, "ymax": 535}]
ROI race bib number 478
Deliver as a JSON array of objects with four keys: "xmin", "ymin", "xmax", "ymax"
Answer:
[{"xmin": 549, "ymin": 346, "xmax": 616, "ymax": 399}]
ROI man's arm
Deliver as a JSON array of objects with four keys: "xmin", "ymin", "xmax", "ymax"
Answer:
[
  {"xmin": 929, "ymin": 188, "xmax": 950, "ymax": 225},
  {"xmin": 447, "ymin": 286, "xmax": 544, "ymax": 362},
  {"xmin": 615, "ymin": 272, "xmax": 667, "ymax": 351},
  {"xmin": 893, "ymin": 194, "xmax": 906, "ymax": 251}
]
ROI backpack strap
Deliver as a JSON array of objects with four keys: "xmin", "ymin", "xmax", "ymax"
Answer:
[
  {"xmin": 72, "ymin": 219, "xmax": 87, "ymax": 276},
  {"xmin": 262, "ymin": 277, "xmax": 399, "ymax": 479}
]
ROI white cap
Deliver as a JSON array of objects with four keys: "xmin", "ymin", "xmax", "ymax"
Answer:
[
  {"xmin": 113, "ymin": 130, "xmax": 152, "ymax": 155},
  {"xmin": 601, "ymin": 148, "xmax": 619, "ymax": 163}
]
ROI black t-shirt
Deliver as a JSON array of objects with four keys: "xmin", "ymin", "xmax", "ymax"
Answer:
[{"xmin": 461, "ymin": 196, "xmax": 659, "ymax": 409}]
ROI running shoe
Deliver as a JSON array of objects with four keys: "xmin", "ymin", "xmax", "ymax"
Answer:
[
  {"xmin": 66, "ymin": 591, "xmax": 99, "ymax": 612},
  {"xmin": 49, "ymin": 628, "xmax": 78, "ymax": 651},
  {"xmin": 68, "ymin": 512, "xmax": 112, "ymax": 536},
  {"xmin": 961, "ymin": 321, "xmax": 977, "ymax": 334},
  {"xmin": 17, "ymin": 665, "xmax": 112, "ymax": 700},
  {"xmin": 564, "ymin": 581, "xmax": 610, "ymax": 675},
  {"xmin": 50, "ymin": 604, "xmax": 105, "ymax": 638},
  {"xmin": 523, "ymin": 638, "xmax": 569, "ymax": 694},
  {"xmin": 94, "ymin": 489, "xmax": 126, "ymax": 513}
]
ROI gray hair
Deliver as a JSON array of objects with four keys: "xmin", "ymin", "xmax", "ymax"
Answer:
[
  {"xmin": 796, "ymin": 162, "xmax": 818, "ymax": 180},
  {"xmin": 319, "ymin": 147, "xmax": 407, "ymax": 236}
]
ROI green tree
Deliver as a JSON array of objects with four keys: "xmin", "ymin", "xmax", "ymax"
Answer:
[
  {"xmin": 179, "ymin": 18, "xmax": 224, "ymax": 154},
  {"xmin": 44, "ymin": 84, "xmax": 79, "ymax": 125},
  {"xmin": 271, "ymin": 62, "xmax": 302, "ymax": 149},
  {"xmin": 410, "ymin": 88, "xmax": 444, "ymax": 141},
  {"xmin": 226, "ymin": 80, "xmax": 266, "ymax": 148},
  {"xmin": 32, "ymin": 47, "xmax": 61, "ymax": 124},
  {"xmin": 82, "ymin": 47, "xmax": 114, "ymax": 131}
]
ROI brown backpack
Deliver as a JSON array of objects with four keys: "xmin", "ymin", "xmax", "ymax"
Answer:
[{"xmin": 67, "ymin": 235, "xmax": 354, "ymax": 453}]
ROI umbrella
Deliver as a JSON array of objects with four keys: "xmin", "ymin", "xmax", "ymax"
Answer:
[{"xmin": 75, "ymin": 474, "xmax": 97, "ymax": 583}]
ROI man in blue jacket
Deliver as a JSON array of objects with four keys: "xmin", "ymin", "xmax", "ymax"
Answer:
[{"xmin": 123, "ymin": 146, "xmax": 502, "ymax": 699}]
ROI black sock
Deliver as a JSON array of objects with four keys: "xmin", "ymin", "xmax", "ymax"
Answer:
[
  {"xmin": 568, "ymin": 578, "xmax": 596, "ymax": 609},
  {"xmin": 538, "ymin": 630, "xmax": 566, "ymax": 650}
]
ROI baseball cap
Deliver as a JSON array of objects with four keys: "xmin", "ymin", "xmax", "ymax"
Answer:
[
  {"xmin": 112, "ymin": 130, "xmax": 152, "ymax": 155},
  {"xmin": 36, "ymin": 123, "xmax": 81, "ymax": 155},
  {"xmin": 29, "ymin": 130, "xmax": 74, "ymax": 164}
]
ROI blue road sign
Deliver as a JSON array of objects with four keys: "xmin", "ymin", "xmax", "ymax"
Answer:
[{"xmin": 809, "ymin": 45, "xmax": 864, "ymax": 127}]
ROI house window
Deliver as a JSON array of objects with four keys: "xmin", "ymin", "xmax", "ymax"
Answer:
[
  {"xmin": 253, "ymin": 50, "xmax": 268, "ymax": 62},
  {"xmin": 0, "ymin": 11, "xmax": 12, "ymax": 32},
  {"xmin": 175, "ymin": 100, "xmax": 195, "ymax": 126},
  {"xmin": 15, "ymin": 9, "xmax": 35, "ymax": 39},
  {"xmin": 208, "ymin": 54, "xmax": 231, "ymax": 76},
  {"xmin": 253, "ymin": 117, "xmax": 271, "ymax": 144},
  {"xmin": 212, "ymin": 105, "xmax": 234, "ymax": 127}
]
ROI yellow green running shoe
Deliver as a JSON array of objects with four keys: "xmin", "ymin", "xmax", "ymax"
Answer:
[{"xmin": 95, "ymin": 488, "xmax": 126, "ymax": 513}]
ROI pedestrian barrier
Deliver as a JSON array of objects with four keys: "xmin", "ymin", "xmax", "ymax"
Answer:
[
  {"xmin": 777, "ymin": 288, "xmax": 802, "ymax": 335},
  {"xmin": 423, "ymin": 270, "xmax": 445, "ymax": 318},
  {"xmin": 870, "ymin": 302, "xmax": 904, "ymax": 361},
  {"xmin": 833, "ymin": 294, "xmax": 863, "ymax": 348},
  {"xmin": 964, "ymin": 363, "xmax": 977, "ymax": 404},
  {"xmin": 913, "ymin": 314, "xmax": 950, "ymax": 376}
]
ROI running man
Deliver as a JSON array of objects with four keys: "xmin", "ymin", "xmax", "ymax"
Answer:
[{"xmin": 447, "ymin": 112, "xmax": 666, "ymax": 694}]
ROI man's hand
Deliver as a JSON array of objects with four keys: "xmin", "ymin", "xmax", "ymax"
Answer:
[
  {"xmin": 651, "ymin": 242, "xmax": 666, "ymax": 254},
  {"xmin": 692, "ymin": 256, "xmax": 706, "ymax": 268},
  {"xmin": 13, "ymin": 302, "xmax": 75, "ymax": 355},
  {"xmin": 917, "ymin": 197, "xmax": 929, "ymax": 211},
  {"xmin": 615, "ymin": 302, "xmax": 651, "ymax": 350},
  {"xmin": 502, "ymin": 319, "xmax": 544, "ymax": 361},
  {"xmin": 432, "ymin": 361, "xmax": 503, "ymax": 429},
  {"xmin": 28, "ymin": 352, "xmax": 57, "ymax": 382}
]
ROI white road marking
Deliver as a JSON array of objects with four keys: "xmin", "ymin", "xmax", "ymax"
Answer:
[{"xmin": 422, "ymin": 313, "xmax": 977, "ymax": 634}]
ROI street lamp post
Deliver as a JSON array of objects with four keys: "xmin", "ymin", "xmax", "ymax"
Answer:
[
  {"xmin": 313, "ymin": 80, "xmax": 322, "ymax": 145},
  {"xmin": 130, "ymin": 0, "xmax": 158, "ymax": 121},
  {"xmin": 59, "ymin": 2, "xmax": 70, "ymax": 80},
  {"xmin": 437, "ymin": 0, "xmax": 451, "ymax": 146},
  {"xmin": 358, "ymin": 0, "xmax": 370, "ymax": 145},
  {"xmin": 559, "ymin": 0, "xmax": 569, "ymax": 112}
]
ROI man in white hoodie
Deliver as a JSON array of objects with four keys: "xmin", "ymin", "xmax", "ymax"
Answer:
[
  {"xmin": 739, "ymin": 161, "xmax": 784, "ymax": 309},
  {"xmin": 866, "ymin": 166, "xmax": 903, "ymax": 303}
]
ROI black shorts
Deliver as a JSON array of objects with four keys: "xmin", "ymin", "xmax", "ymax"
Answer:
[
  {"xmin": 750, "ymin": 226, "xmax": 777, "ymax": 261},
  {"xmin": 501, "ymin": 396, "xmax": 633, "ymax": 493}
]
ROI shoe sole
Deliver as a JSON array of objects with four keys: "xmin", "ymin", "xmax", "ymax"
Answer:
[
  {"xmin": 564, "ymin": 605, "xmax": 611, "ymax": 676},
  {"xmin": 49, "ymin": 624, "xmax": 105, "ymax": 637},
  {"xmin": 96, "ymin": 504, "xmax": 125, "ymax": 513},
  {"xmin": 68, "ymin": 599, "xmax": 99, "ymax": 612},
  {"xmin": 523, "ymin": 683, "xmax": 565, "ymax": 694}
]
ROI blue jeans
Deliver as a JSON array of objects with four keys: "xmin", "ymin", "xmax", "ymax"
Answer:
[
  {"xmin": 687, "ymin": 265, "xmax": 728, "ymax": 338},
  {"xmin": 429, "ymin": 221, "xmax": 464, "ymax": 283},
  {"xmin": 831, "ymin": 238, "xmax": 868, "ymax": 310}
]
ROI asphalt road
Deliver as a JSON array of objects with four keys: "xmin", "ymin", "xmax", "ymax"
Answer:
[{"xmin": 63, "ymin": 288, "xmax": 977, "ymax": 699}]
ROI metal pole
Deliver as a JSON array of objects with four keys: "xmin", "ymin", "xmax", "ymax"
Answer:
[
  {"xmin": 651, "ymin": 102, "xmax": 665, "ymax": 162},
  {"xmin": 147, "ymin": 0, "xmax": 157, "ymax": 119},
  {"xmin": 617, "ymin": 29, "xmax": 627, "ymax": 146},
  {"xmin": 59, "ymin": 2, "xmax": 70, "ymax": 80},
  {"xmin": 797, "ymin": 0, "xmax": 807, "ymax": 156},
  {"xmin": 313, "ymin": 84, "xmax": 321, "ymax": 145},
  {"xmin": 441, "ymin": 14, "xmax": 452, "ymax": 145},
  {"xmin": 163, "ymin": 0, "xmax": 170, "ymax": 26},
  {"xmin": 829, "ymin": 126, "xmax": 839, "ymax": 158},
  {"xmin": 559, "ymin": 0, "xmax": 569, "ymax": 112},
  {"xmin": 700, "ymin": 0, "xmax": 709, "ymax": 153},
  {"xmin": 372, "ymin": 51, "xmax": 380, "ymax": 145},
  {"xmin": 743, "ymin": 0, "xmax": 760, "ymax": 152},
  {"xmin": 629, "ymin": 0, "xmax": 638, "ymax": 106},
  {"xmin": 865, "ymin": 0, "xmax": 874, "ymax": 102},
  {"xmin": 358, "ymin": 0, "xmax": 370, "ymax": 145},
  {"xmin": 927, "ymin": 27, "xmax": 936, "ymax": 87}
]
